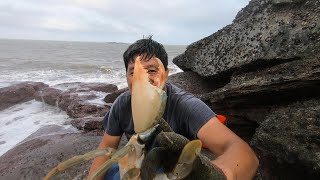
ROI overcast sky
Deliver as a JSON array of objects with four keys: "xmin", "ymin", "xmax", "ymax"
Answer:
[{"xmin": 0, "ymin": 0, "xmax": 250, "ymax": 45}]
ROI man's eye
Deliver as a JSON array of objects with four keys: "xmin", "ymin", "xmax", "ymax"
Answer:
[{"xmin": 148, "ymin": 69, "xmax": 157, "ymax": 74}]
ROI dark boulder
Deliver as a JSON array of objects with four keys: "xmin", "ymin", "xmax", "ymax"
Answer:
[
  {"xmin": 171, "ymin": 0, "xmax": 320, "ymax": 178},
  {"xmin": 104, "ymin": 87, "xmax": 129, "ymax": 103},
  {"xmin": 71, "ymin": 117, "xmax": 104, "ymax": 131},
  {"xmin": 251, "ymin": 99, "xmax": 320, "ymax": 179},
  {"xmin": 35, "ymin": 83, "xmax": 116, "ymax": 119},
  {"xmin": 65, "ymin": 99, "xmax": 111, "ymax": 118},
  {"xmin": 168, "ymin": 72, "xmax": 216, "ymax": 95},
  {"xmin": 34, "ymin": 87, "xmax": 62, "ymax": 107},
  {"xmin": 0, "ymin": 82, "xmax": 48, "ymax": 111},
  {"xmin": 173, "ymin": 0, "xmax": 320, "ymax": 78}
]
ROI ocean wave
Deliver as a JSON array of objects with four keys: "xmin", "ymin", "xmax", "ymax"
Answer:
[
  {"xmin": 99, "ymin": 66, "xmax": 113, "ymax": 74},
  {"xmin": 0, "ymin": 100, "xmax": 72, "ymax": 156}
]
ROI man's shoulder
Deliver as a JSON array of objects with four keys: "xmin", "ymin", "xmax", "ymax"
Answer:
[
  {"xmin": 118, "ymin": 90, "xmax": 131, "ymax": 99},
  {"xmin": 113, "ymin": 89, "xmax": 131, "ymax": 106},
  {"xmin": 167, "ymin": 82, "xmax": 194, "ymax": 99}
]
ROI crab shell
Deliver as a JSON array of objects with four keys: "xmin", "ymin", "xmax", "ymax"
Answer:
[{"xmin": 131, "ymin": 56, "xmax": 167, "ymax": 133}]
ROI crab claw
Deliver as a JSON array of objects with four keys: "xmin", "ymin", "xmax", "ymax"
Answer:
[
  {"xmin": 170, "ymin": 140, "xmax": 202, "ymax": 179},
  {"xmin": 137, "ymin": 124, "xmax": 159, "ymax": 144},
  {"xmin": 131, "ymin": 56, "xmax": 167, "ymax": 133}
]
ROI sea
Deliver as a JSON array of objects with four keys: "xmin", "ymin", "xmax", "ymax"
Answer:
[{"xmin": 0, "ymin": 39, "xmax": 186, "ymax": 156}]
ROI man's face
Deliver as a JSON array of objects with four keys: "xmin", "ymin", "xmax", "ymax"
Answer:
[{"xmin": 126, "ymin": 55, "xmax": 169, "ymax": 92}]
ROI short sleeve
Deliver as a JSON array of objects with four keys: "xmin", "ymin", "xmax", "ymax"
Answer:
[
  {"xmin": 103, "ymin": 97, "xmax": 123, "ymax": 136},
  {"xmin": 177, "ymin": 95, "xmax": 216, "ymax": 140}
]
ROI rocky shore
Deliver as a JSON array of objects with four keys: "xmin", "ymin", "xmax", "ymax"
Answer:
[
  {"xmin": 0, "ymin": 0, "xmax": 319, "ymax": 179},
  {"xmin": 172, "ymin": 0, "xmax": 320, "ymax": 179}
]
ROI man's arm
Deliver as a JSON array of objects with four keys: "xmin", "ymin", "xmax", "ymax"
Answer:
[
  {"xmin": 88, "ymin": 132, "xmax": 121, "ymax": 179},
  {"xmin": 197, "ymin": 117, "xmax": 259, "ymax": 180}
]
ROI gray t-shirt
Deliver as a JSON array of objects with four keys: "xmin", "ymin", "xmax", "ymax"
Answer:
[{"xmin": 103, "ymin": 83, "xmax": 216, "ymax": 140}]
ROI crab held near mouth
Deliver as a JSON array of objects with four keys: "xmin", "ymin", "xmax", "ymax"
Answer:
[{"xmin": 44, "ymin": 56, "xmax": 226, "ymax": 180}]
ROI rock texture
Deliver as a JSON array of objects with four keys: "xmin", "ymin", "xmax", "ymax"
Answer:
[
  {"xmin": 174, "ymin": 0, "xmax": 319, "ymax": 77},
  {"xmin": 104, "ymin": 87, "xmax": 129, "ymax": 103},
  {"xmin": 0, "ymin": 131, "xmax": 101, "ymax": 180},
  {"xmin": 35, "ymin": 82, "xmax": 116, "ymax": 119},
  {"xmin": 251, "ymin": 99, "xmax": 320, "ymax": 179},
  {"xmin": 168, "ymin": 71, "xmax": 218, "ymax": 95},
  {"xmin": 71, "ymin": 117, "xmax": 104, "ymax": 131},
  {"xmin": 0, "ymin": 126, "xmax": 127, "ymax": 180},
  {"xmin": 172, "ymin": 0, "xmax": 320, "ymax": 179},
  {"xmin": 0, "ymin": 82, "xmax": 48, "ymax": 111}
]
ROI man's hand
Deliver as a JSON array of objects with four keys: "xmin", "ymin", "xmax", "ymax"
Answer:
[{"xmin": 141, "ymin": 130, "xmax": 227, "ymax": 179}]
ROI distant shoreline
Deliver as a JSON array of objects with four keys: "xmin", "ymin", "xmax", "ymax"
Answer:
[{"xmin": 0, "ymin": 38, "xmax": 187, "ymax": 46}]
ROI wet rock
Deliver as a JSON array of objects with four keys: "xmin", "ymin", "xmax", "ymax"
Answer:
[
  {"xmin": 0, "ymin": 125, "xmax": 128, "ymax": 180},
  {"xmin": 0, "ymin": 131, "xmax": 101, "ymax": 180},
  {"xmin": 251, "ymin": 99, "xmax": 320, "ymax": 179},
  {"xmin": 35, "ymin": 82, "xmax": 116, "ymax": 119},
  {"xmin": 104, "ymin": 87, "xmax": 129, "ymax": 103},
  {"xmin": 19, "ymin": 125, "xmax": 78, "ymax": 144},
  {"xmin": 71, "ymin": 117, "xmax": 104, "ymax": 131},
  {"xmin": 0, "ymin": 82, "xmax": 48, "ymax": 111},
  {"xmin": 66, "ymin": 99, "xmax": 111, "ymax": 118},
  {"xmin": 34, "ymin": 87, "xmax": 62, "ymax": 106}
]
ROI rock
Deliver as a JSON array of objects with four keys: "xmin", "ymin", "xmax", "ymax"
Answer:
[
  {"xmin": 0, "ymin": 130, "xmax": 101, "ymax": 179},
  {"xmin": 272, "ymin": 0, "xmax": 307, "ymax": 6},
  {"xmin": 251, "ymin": 99, "xmax": 320, "ymax": 179},
  {"xmin": 35, "ymin": 82, "xmax": 116, "ymax": 119},
  {"xmin": 171, "ymin": 0, "xmax": 320, "ymax": 178},
  {"xmin": 172, "ymin": 54, "xmax": 191, "ymax": 71},
  {"xmin": 0, "ymin": 126, "xmax": 127, "ymax": 180},
  {"xmin": 0, "ymin": 82, "xmax": 48, "ymax": 111},
  {"xmin": 34, "ymin": 87, "xmax": 62, "ymax": 106},
  {"xmin": 104, "ymin": 87, "xmax": 129, "ymax": 103},
  {"xmin": 71, "ymin": 117, "xmax": 104, "ymax": 131},
  {"xmin": 168, "ymin": 72, "xmax": 216, "ymax": 95},
  {"xmin": 196, "ymin": 57, "xmax": 320, "ymax": 141},
  {"xmin": 173, "ymin": 0, "xmax": 320, "ymax": 77},
  {"xmin": 19, "ymin": 125, "xmax": 79, "ymax": 144},
  {"xmin": 66, "ymin": 99, "xmax": 111, "ymax": 118}
]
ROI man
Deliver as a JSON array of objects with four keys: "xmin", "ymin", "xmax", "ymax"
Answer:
[{"xmin": 89, "ymin": 37, "xmax": 259, "ymax": 179}]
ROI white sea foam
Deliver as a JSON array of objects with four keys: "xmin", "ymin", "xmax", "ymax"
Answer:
[
  {"xmin": 0, "ymin": 68, "xmax": 127, "ymax": 88},
  {"xmin": 0, "ymin": 100, "xmax": 73, "ymax": 157}
]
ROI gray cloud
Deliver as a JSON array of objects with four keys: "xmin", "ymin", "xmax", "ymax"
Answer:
[{"xmin": 0, "ymin": 0, "xmax": 249, "ymax": 45}]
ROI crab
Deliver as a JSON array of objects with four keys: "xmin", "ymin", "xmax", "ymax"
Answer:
[{"xmin": 44, "ymin": 56, "xmax": 226, "ymax": 180}]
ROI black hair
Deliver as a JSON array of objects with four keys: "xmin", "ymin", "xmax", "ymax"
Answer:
[{"xmin": 123, "ymin": 36, "xmax": 168, "ymax": 71}]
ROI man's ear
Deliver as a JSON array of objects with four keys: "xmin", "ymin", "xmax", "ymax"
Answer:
[{"xmin": 165, "ymin": 69, "xmax": 169, "ymax": 77}]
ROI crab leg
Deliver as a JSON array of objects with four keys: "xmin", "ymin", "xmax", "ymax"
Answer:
[
  {"xmin": 89, "ymin": 144, "xmax": 135, "ymax": 180},
  {"xmin": 44, "ymin": 148, "xmax": 115, "ymax": 180}
]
